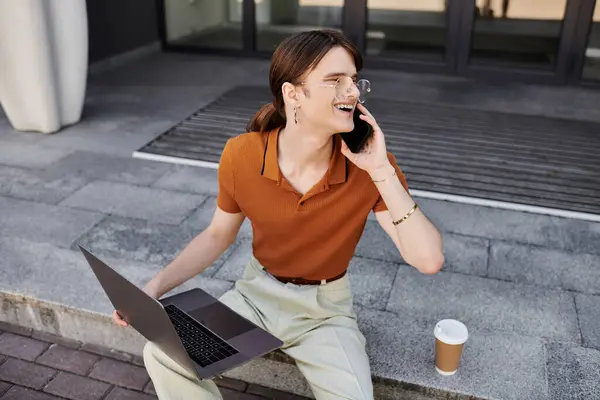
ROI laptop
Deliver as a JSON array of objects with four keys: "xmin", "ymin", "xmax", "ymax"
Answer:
[{"xmin": 78, "ymin": 245, "xmax": 283, "ymax": 379}]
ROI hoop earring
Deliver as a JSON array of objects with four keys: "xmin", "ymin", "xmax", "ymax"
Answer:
[{"xmin": 294, "ymin": 106, "xmax": 298, "ymax": 124}]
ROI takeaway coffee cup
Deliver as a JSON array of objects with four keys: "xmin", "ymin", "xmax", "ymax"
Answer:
[{"xmin": 434, "ymin": 319, "xmax": 469, "ymax": 376}]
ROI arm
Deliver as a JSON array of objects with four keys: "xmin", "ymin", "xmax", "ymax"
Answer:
[
  {"xmin": 143, "ymin": 207, "xmax": 245, "ymax": 298},
  {"xmin": 341, "ymin": 104, "xmax": 443, "ymax": 274},
  {"xmin": 371, "ymin": 163, "xmax": 444, "ymax": 274}
]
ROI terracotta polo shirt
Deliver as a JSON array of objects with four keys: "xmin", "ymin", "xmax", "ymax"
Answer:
[{"xmin": 217, "ymin": 128, "xmax": 409, "ymax": 280}]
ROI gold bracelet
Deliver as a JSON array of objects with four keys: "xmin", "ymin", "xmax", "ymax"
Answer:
[
  {"xmin": 371, "ymin": 169, "xmax": 396, "ymax": 183},
  {"xmin": 392, "ymin": 203, "xmax": 419, "ymax": 226}
]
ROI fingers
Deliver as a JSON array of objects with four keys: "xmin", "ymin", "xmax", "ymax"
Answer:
[
  {"xmin": 356, "ymin": 104, "xmax": 380, "ymax": 131},
  {"xmin": 113, "ymin": 310, "xmax": 128, "ymax": 327}
]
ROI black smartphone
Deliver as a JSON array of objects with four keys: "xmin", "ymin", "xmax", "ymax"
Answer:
[{"xmin": 340, "ymin": 108, "xmax": 373, "ymax": 153}]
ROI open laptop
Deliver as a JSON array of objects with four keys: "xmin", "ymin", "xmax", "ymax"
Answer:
[{"xmin": 78, "ymin": 245, "xmax": 283, "ymax": 379}]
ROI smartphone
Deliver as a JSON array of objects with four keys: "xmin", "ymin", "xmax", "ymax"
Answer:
[{"xmin": 340, "ymin": 108, "xmax": 373, "ymax": 153}]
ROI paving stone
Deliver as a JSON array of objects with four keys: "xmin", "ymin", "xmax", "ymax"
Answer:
[
  {"xmin": 358, "ymin": 307, "xmax": 548, "ymax": 400},
  {"xmin": 59, "ymin": 180, "xmax": 206, "ymax": 224},
  {"xmin": 0, "ymin": 237, "xmax": 115, "ymax": 314},
  {"xmin": 347, "ymin": 257, "xmax": 399, "ymax": 310},
  {"xmin": 355, "ymin": 220, "xmax": 402, "ymax": 264},
  {"xmin": 32, "ymin": 331, "xmax": 82, "ymax": 349},
  {"xmin": 153, "ymin": 164, "xmax": 219, "ymax": 195},
  {"xmin": 47, "ymin": 150, "xmax": 172, "ymax": 186},
  {"xmin": 214, "ymin": 238, "xmax": 253, "ymax": 282},
  {"xmin": 104, "ymin": 387, "xmax": 157, "ymax": 400},
  {"xmin": 221, "ymin": 387, "xmax": 267, "ymax": 399},
  {"xmin": 0, "ymin": 332, "xmax": 50, "ymax": 361},
  {"xmin": 215, "ymin": 376, "xmax": 248, "ymax": 392},
  {"xmin": 575, "ymin": 294, "xmax": 600, "ymax": 350},
  {"xmin": 0, "ymin": 381, "xmax": 11, "ymax": 396},
  {"xmin": 2, "ymin": 386, "xmax": 63, "ymax": 400},
  {"xmin": 0, "ymin": 196, "xmax": 104, "ymax": 248},
  {"xmin": 0, "ymin": 358, "xmax": 56, "ymax": 390},
  {"xmin": 417, "ymin": 198, "xmax": 600, "ymax": 256},
  {"xmin": 144, "ymin": 380, "xmax": 156, "ymax": 395},
  {"xmin": 356, "ymin": 222, "xmax": 488, "ymax": 277},
  {"xmin": 546, "ymin": 342, "xmax": 600, "ymax": 400},
  {"xmin": 489, "ymin": 241, "xmax": 600, "ymax": 295},
  {"xmin": 43, "ymin": 371, "xmax": 111, "ymax": 400},
  {"xmin": 74, "ymin": 215, "xmax": 235, "ymax": 275},
  {"xmin": 88, "ymin": 357, "xmax": 150, "ymax": 390},
  {"xmin": 246, "ymin": 384, "xmax": 310, "ymax": 399},
  {"xmin": 36, "ymin": 344, "xmax": 100, "ymax": 375},
  {"xmin": 386, "ymin": 265, "xmax": 580, "ymax": 342},
  {"xmin": 0, "ymin": 166, "xmax": 87, "ymax": 204},
  {"xmin": 81, "ymin": 343, "xmax": 133, "ymax": 363},
  {"xmin": 0, "ymin": 142, "xmax": 72, "ymax": 168},
  {"xmin": 182, "ymin": 196, "xmax": 252, "ymax": 237},
  {"xmin": 441, "ymin": 234, "xmax": 489, "ymax": 277}
]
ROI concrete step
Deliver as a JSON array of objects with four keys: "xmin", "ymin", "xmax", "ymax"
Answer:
[{"xmin": 1, "ymin": 235, "xmax": 599, "ymax": 399}]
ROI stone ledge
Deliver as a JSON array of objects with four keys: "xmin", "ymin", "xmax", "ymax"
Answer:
[{"xmin": 0, "ymin": 291, "xmax": 459, "ymax": 400}]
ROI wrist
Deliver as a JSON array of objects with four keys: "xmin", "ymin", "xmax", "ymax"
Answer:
[{"xmin": 368, "ymin": 162, "xmax": 394, "ymax": 182}]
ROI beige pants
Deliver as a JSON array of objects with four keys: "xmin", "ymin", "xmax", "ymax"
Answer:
[{"xmin": 143, "ymin": 257, "xmax": 374, "ymax": 400}]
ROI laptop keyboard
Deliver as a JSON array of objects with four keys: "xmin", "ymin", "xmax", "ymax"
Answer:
[{"xmin": 164, "ymin": 304, "xmax": 239, "ymax": 367}]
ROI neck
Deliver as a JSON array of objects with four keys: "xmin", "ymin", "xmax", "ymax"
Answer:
[{"xmin": 278, "ymin": 122, "xmax": 333, "ymax": 169}]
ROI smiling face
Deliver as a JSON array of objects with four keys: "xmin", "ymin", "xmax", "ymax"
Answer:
[{"xmin": 295, "ymin": 46, "xmax": 361, "ymax": 135}]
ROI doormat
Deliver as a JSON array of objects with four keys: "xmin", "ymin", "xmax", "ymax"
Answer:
[{"xmin": 133, "ymin": 85, "xmax": 600, "ymax": 217}]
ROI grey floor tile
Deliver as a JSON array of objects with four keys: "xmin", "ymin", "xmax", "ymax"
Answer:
[
  {"xmin": 355, "ymin": 220, "xmax": 402, "ymax": 264},
  {"xmin": 416, "ymin": 198, "xmax": 600, "ymax": 256},
  {"xmin": 440, "ymin": 234, "xmax": 488, "ymax": 277},
  {"xmin": 0, "ymin": 165, "xmax": 87, "ymax": 204},
  {"xmin": 182, "ymin": 196, "xmax": 252, "ymax": 238},
  {"xmin": 489, "ymin": 241, "xmax": 600, "ymax": 295},
  {"xmin": 0, "ymin": 236, "xmax": 161, "ymax": 314},
  {"xmin": 386, "ymin": 265, "xmax": 580, "ymax": 343},
  {"xmin": 356, "ymin": 222, "xmax": 489, "ymax": 277},
  {"xmin": 0, "ymin": 196, "xmax": 104, "ymax": 248},
  {"xmin": 347, "ymin": 257, "xmax": 399, "ymax": 310},
  {"xmin": 152, "ymin": 165, "xmax": 218, "ymax": 196},
  {"xmin": 575, "ymin": 294, "xmax": 600, "ymax": 350},
  {"xmin": 0, "ymin": 142, "xmax": 72, "ymax": 168},
  {"xmin": 547, "ymin": 342, "xmax": 600, "ymax": 400},
  {"xmin": 46, "ymin": 151, "xmax": 172, "ymax": 186},
  {"xmin": 74, "ymin": 215, "xmax": 234, "ymax": 275},
  {"xmin": 59, "ymin": 180, "xmax": 206, "ymax": 224},
  {"xmin": 358, "ymin": 308, "xmax": 548, "ymax": 400}
]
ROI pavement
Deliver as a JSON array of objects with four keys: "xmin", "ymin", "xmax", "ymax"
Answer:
[
  {"xmin": 0, "ymin": 50, "xmax": 599, "ymax": 399},
  {"xmin": 0, "ymin": 322, "xmax": 309, "ymax": 399}
]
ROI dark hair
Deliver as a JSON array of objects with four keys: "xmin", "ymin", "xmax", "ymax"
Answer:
[{"xmin": 246, "ymin": 29, "xmax": 362, "ymax": 133}]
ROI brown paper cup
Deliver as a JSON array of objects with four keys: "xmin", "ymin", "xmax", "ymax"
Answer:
[{"xmin": 434, "ymin": 319, "xmax": 468, "ymax": 376}]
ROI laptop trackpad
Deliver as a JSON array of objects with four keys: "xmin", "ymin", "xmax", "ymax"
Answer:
[{"xmin": 189, "ymin": 301, "xmax": 256, "ymax": 340}]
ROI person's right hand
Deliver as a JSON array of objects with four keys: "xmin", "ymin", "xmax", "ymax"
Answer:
[{"xmin": 112, "ymin": 310, "xmax": 129, "ymax": 327}]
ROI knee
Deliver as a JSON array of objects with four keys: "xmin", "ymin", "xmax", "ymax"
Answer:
[{"xmin": 142, "ymin": 341, "xmax": 158, "ymax": 366}]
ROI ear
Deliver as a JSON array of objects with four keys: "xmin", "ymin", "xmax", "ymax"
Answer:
[{"xmin": 281, "ymin": 82, "xmax": 301, "ymax": 106}]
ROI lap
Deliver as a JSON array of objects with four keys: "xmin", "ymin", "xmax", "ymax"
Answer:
[{"xmin": 283, "ymin": 316, "xmax": 373, "ymax": 400}]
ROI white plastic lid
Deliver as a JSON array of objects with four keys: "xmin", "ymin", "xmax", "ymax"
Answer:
[{"xmin": 434, "ymin": 319, "xmax": 469, "ymax": 345}]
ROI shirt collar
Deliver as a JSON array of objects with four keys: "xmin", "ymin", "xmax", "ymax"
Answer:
[{"xmin": 261, "ymin": 128, "xmax": 347, "ymax": 185}]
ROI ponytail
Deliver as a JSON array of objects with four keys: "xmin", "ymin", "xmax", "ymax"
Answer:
[{"xmin": 246, "ymin": 102, "xmax": 286, "ymax": 133}]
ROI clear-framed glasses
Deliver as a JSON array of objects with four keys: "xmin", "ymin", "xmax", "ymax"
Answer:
[{"xmin": 300, "ymin": 77, "xmax": 371, "ymax": 103}]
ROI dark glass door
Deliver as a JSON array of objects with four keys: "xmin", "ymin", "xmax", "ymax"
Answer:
[{"xmin": 455, "ymin": 0, "xmax": 583, "ymax": 83}]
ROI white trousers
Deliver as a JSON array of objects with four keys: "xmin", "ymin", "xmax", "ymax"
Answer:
[{"xmin": 143, "ymin": 257, "xmax": 374, "ymax": 400}]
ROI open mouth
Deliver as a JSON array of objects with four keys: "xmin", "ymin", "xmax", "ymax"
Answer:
[{"xmin": 334, "ymin": 103, "xmax": 354, "ymax": 114}]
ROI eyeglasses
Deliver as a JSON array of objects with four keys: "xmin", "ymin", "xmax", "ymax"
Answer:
[{"xmin": 299, "ymin": 77, "xmax": 371, "ymax": 104}]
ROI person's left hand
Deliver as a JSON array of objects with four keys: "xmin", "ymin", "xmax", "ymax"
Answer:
[{"xmin": 340, "ymin": 103, "xmax": 391, "ymax": 175}]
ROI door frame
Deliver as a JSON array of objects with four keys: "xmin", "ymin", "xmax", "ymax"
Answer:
[
  {"xmin": 567, "ymin": 0, "xmax": 600, "ymax": 85},
  {"xmin": 453, "ymin": 0, "xmax": 585, "ymax": 84},
  {"xmin": 348, "ymin": 0, "xmax": 464, "ymax": 74}
]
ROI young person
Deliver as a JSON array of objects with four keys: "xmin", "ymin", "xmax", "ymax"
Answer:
[{"xmin": 114, "ymin": 29, "xmax": 444, "ymax": 400}]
